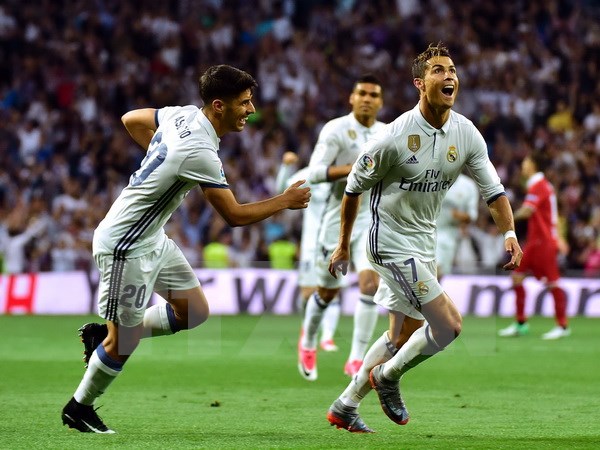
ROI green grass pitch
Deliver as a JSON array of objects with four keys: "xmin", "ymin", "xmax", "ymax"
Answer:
[{"xmin": 0, "ymin": 314, "xmax": 599, "ymax": 449}]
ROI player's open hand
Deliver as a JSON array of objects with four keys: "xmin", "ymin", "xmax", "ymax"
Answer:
[
  {"xmin": 328, "ymin": 245, "xmax": 350, "ymax": 278},
  {"xmin": 284, "ymin": 179, "xmax": 310, "ymax": 209},
  {"xmin": 502, "ymin": 237, "xmax": 523, "ymax": 270}
]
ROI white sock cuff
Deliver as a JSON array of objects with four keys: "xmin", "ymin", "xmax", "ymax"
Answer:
[
  {"xmin": 312, "ymin": 292, "xmax": 328, "ymax": 309},
  {"xmin": 383, "ymin": 330, "xmax": 398, "ymax": 356},
  {"xmin": 89, "ymin": 350, "xmax": 121, "ymax": 377},
  {"xmin": 328, "ymin": 296, "xmax": 340, "ymax": 306},
  {"xmin": 358, "ymin": 294, "xmax": 375, "ymax": 305},
  {"xmin": 143, "ymin": 304, "xmax": 175, "ymax": 335},
  {"xmin": 424, "ymin": 324, "xmax": 443, "ymax": 351}
]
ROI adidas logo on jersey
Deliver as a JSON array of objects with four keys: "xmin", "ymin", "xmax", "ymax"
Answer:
[{"xmin": 406, "ymin": 155, "xmax": 419, "ymax": 164}]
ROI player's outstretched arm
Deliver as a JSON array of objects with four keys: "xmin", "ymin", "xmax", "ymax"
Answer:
[
  {"xmin": 487, "ymin": 195, "xmax": 523, "ymax": 270},
  {"xmin": 203, "ymin": 180, "xmax": 310, "ymax": 227},
  {"xmin": 121, "ymin": 108, "xmax": 157, "ymax": 150}
]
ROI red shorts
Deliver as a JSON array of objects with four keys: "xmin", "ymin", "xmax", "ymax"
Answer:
[{"xmin": 515, "ymin": 242, "xmax": 560, "ymax": 282}]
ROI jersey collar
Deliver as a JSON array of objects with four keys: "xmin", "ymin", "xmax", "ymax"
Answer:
[
  {"xmin": 413, "ymin": 103, "xmax": 452, "ymax": 136},
  {"xmin": 199, "ymin": 108, "xmax": 221, "ymax": 149},
  {"xmin": 349, "ymin": 112, "xmax": 378, "ymax": 131}
]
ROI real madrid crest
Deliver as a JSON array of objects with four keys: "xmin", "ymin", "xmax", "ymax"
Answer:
[
  {"xmin": 447, "ymin": 146, "xmax": 458, "ymax": 162},
  {"xmin": 348, "ymin": 129, "xmax": 357, "ymax": 140},
  {"xmin": 408, "ymin": 135, "xmax": 420, "ymax": 152},
  {"xmin": 417, "ymin": 281, "xmax": 429, "ymax": 296}
]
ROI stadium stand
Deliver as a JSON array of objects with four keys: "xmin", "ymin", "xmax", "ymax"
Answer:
[{"xmin": 0, "ymin": 0, "xmax": 599, "ymax": 275}]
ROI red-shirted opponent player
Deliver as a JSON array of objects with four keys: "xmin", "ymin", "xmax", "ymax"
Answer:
[{"xmin": 499, "ymin": 152, "xmax": 570, "ymax": 340}]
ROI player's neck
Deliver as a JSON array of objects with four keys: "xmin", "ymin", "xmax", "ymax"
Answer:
[
  {"xmin": 201, "ymin": 107, "xmax": 226, "ymax": 137},
  {"xmin": 419, "ymin": 101, "xmax": 450, "ymax": 129},
  {"xmin": 353, "ymin": 113, "xmax": 377, "ymax": 128}
]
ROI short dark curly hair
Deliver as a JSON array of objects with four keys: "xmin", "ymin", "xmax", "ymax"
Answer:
[
  {"xmin": 412, "ymin": 42, "xmax": 452, "ymax": 79},
  {"xmin": 199, "ymin": 65, "xmax": 258, "ymax": 104}
]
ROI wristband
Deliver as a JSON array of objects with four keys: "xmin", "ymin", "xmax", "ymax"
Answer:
[{"xmin": 504, "ymin": 230, "xmax": 517, "ymax": 240}]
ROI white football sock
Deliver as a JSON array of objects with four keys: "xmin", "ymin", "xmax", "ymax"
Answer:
[
  {"xmin": 381, "ymin": 324, "xmax": 441, "ymax": 381},
  {"xmin": 73, "ymin": 345, "xmax": 122, "ymax": 405},
  {"xmin": 142, "ymin": 303, "xmax": 178, "ymax": 337},
  {"xmin": 320, "ymin": 297, "xmax": 340, "ymax": 343},
  {"xmin": 340, "ymin": 330, "xmax": 397, "ymax": 407},
  {"xmin": 301, "ymin": 292, "xmax": 328, "ymax": 349},
  {"xmin": 347, "ymin": 294, "xmax": 378, "ymax": 361}
]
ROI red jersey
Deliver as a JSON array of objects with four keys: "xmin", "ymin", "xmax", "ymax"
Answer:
[{"xmin": 523, "ymin": 172, "xmax": 558, "ymax": 248}]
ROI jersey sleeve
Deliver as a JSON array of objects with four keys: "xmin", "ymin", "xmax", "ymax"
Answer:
[
  {"xmin": 178, "ymin": 144, "xmax": 228, "ymax": 187},
  {"xmin": 156, "ymin": 106, "xmax": 178, "ymax": 127},
  {"xmin": 345, "ymin": 132, "xmax": 396, "ymax": 194},
  {"xmin": 275, "ymin": 164, "xmax": 296, "ymax": 194},
  {"xmin": 464, "ymin": 126, "xmax": 505, "ymax": 202},
  {"xmin": 308, "ymin": 121, "xmax": 342, "ymax": 183}
]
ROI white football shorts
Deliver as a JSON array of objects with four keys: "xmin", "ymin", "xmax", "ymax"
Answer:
[
  {"xmin": 371, "ymin": 256, "xmax": 443, "ymax": 320},
  {"xmin": 95, "ymin": 236, "xmax": 200, "ymax": 327},
  {"xmin": 315, "ymin": 231, "xmax": 372, "ymax": 289}
]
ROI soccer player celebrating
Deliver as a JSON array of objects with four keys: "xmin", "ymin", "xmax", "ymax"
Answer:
[
  {"xmin": 326, "ymin": 43, "xmax": 522, "ymax": 432},
  {"xmin": 498, "ymin": 152, "xmax": 570, "ymax": 339},
  {"xmin": 61, "ymin": 65, "xmax": 310, "ymax": 434},
  {"xmin": 275, "ymin": 152, "xmax": 341, "ymax": 351},
  {"xmin": 298, "ymin": 74, "xmax": 386, "ymax": 381}
]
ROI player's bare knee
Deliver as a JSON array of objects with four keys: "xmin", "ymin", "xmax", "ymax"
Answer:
[
  {"xmin": 317, "ymin": 287, "xmax": 338, "ymax": 303},
  {"xmin": 359, "ymin": 281, "xmax": 378, "ymax": 297},
  {"xmin": 432, "ymin": 321, "xmax": 461, "ymax": 348},
  {"xmin": 391, "ymin": 330, "xmax": 411, "ymax": 349},
  {"xmin": 358, "ymin": 271, "xmax": 378, "ymax": 296},
  {"xmin": 187, "ymin": 302, "xmax": 210, "ymax": 329}
]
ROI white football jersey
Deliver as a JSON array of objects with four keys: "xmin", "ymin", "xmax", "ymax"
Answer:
[
  {"xmin": 290, "ymin": 167, "xmax": 329, "ymax": 260},
  {"xmin": 93, "ymin": 105, "xmax": 228, "ymax": 258},
  {"xmin": 436, "ymin": 173, "xmax": 479, "ymax": 239},
  {"xmin": 308, "ymin": 112, "xmax": 386, "ymax": 249},
  {"xmin": 274, "ymin": 165, "xmax": 329, "ymax": 262},
  {"xmin": 346, "ymin": 104, "xmax": 505, "ymax": 263},
  {"xmin": 436, "ymin": 173, "xmax": 480, "ymax": 274}
]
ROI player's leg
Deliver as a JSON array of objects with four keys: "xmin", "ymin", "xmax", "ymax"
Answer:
[
  {"xmin": 369, "ymin": 258, "xmax": 455, "ymax": 425},
  {"xmin": 146, "ymin": 238, "xmax": 208, "ymax": 334},
  {"xmin": 63, "ymin": 251, "xmax": 158, "ymax": 433},
  {"xmin": 542, "ymin": 281, "xmax": 569, "ymax": 338},
  {"xmin": 298, "ymin": 286, "xmax": 315, "ymax": 311},
  {"xmin": 499, "ymin": 271, "xmax": 529, "ymax": 336},
  {"xmin": 299, "ymin": 285, "xmax": 338, "ymax": 380},
  {"xmin": 298, "ymin": 258, "xmax": 340, "ymax": 351},
  {"xmin": 298, "ymin": 246, "xmax": 342, "ymax": 380},
  {"xmin": 371, "ymin": 293, "xmax": 458, "ymax": 425},
  {"xmin": 337, "ymin": 309, "xmax": 422, "ymax": 407},
  {"xmin": 499, "ymin": 247, "xmax": 532, "ymax": 337},
  {"xmin": 320, "ymin": 296, "xmax": 340, "ymax": 352},
  {"xmin": 302, "ymin": 286, "xmax": 338, "ymax": 347},
  {"xmin": 328, "ymin": 284, "xmax": 423, "ymax": 432},
  {"xmin": 539, "ymin": 251, "xmax": 570, "ymax": 339},
  {"xmin": 345, "ymin": 266, "xmax": 379, "ymax": 376},
  {"xmin": 80, "ymin": 241, "xmax": 206, "ymax": 365}
]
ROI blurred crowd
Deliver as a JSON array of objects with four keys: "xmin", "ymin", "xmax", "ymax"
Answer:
[{"xmin": 0, "ymin": 0, "xmax": 599, "ymax": 276}]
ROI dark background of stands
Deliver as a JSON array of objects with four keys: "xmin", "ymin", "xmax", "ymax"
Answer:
[{"xmin": 0, "ymin": 0, "xmax": 599, "ymax": 277}]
